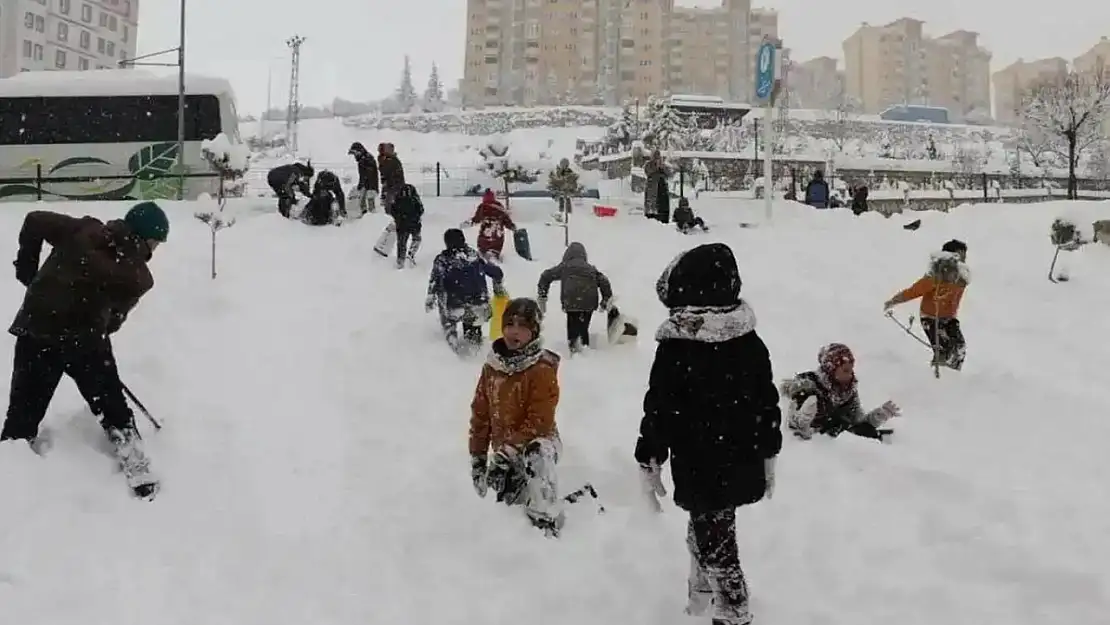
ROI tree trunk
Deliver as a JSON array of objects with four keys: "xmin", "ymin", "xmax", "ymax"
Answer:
[{"xmin": 1068, "ymin": 132, "xmax": 1078, "ymax": 199}]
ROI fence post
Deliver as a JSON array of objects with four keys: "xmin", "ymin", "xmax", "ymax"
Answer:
[
  {"xmin": 436, "ymin": 162, "xmax": 441, "ymax": 197},
  {"xmin": 35, "ymin": 164, "xmax": 43, "ymax": 201},
  {"xmin": 981, "ymin": 172, "xmax": 988, "ymax": 201},
  {"xmin": 679, "ymin": 169, "xmax": 685, "ymax": 198}
]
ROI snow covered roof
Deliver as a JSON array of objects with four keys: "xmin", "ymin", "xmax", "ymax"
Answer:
[{"xmin": 0, "ymin": 70, "xmax": 235, "ymax": 98}]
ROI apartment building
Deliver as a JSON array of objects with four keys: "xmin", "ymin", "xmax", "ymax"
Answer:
[
  {"xmin": 788, "ymin": 56, "xmax": 842, "ymax": 109},
  {"xmin": 842, "ymin": 18, "xmax": 990, "ymax": 120},
  {"xmin": 991, "ymin": 57, "xmax": 1067, "ymax": 123},
  {"xmin": 0, "ymin": 0, "xmax": 138, "ymax": 78},
  {"xmin": 462, "ymin": 0, "xmax": 775, "ymax": 108}
]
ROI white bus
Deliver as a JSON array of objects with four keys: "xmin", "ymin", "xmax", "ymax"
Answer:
[{"xmin": 0, "ymin": 69, "xmax": 242, "ymax": 202}]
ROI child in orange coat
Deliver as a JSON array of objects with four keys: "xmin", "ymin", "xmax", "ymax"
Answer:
[
  {"xmin": 884, "ymin": 239, "xmax": 969, "ymax": 369},
  {"xmin": 469, "ymin": 297, "xmax": 565, "ymax": 536}
]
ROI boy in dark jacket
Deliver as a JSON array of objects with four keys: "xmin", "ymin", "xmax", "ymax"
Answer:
[
  {"xmin": 781, "ymin": 343, "xmax": 900, "ymax": 442},
  {"xmin": 391, "ymin": 184, "xmax": 424, "ymax": 268},
  {"xmin": 267, "ymin": 162, "xmax": 313, "ymax": 217},
  {"xmin": 301, "ymin": 170, "xmax": 345, "ymax": 226},
  {"xmin": 536, "ymin": 242, "xmax": 612, "ymax": 352},
  {"xmin": 804, "ymin": 170, "xmax": 830, "ymax": 208},
  {"xmin": 635, "ymin": 243, "xmax": 781, "ymax": 625},
  {"xmin": 3, "ymin": 203, "xmax": 169, "ymax": 498},
  {"xmin": 348, "ymin": 142, "xmax": 379, "ymax": 214},
  {"xmin": 377, "ymin": 143, "xmax": 405, "ymax": 213},
  {"xmin": 673, "ymin": 197, "xmax": 709, "ymax": 233},
  {"xmin": 426, "ymin": 229, "xmax": 506, "ymax": 354}
]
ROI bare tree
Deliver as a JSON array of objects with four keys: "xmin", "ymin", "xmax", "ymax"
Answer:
[
  {"xmin": 1021, "ymin": 64, "xmax": 1110, "ymax": 198},
  {"xmin": 819, "ymin": 88, "xmax": 861, "ymax": 154}
]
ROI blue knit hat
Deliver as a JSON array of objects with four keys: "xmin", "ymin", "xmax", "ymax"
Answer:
[{"xmin": 124, "ymin": 201, "xmax": 169, "ymax": 242}]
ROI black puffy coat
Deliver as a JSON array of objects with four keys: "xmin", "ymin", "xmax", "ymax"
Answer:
[
  {"xmin": 267, "ymin": 163, "xmax": 312, "ymax": 197},
  {"xmin": 349, "ymin": 143, "xmax": 379, "ymax": 191},
  {"xmin": 390, "ymin": 184, "xmax": 424, "ymax": 233},
  {"xmin": 635, "ymin": 243, "xmax": 782, "ymax": 513}
]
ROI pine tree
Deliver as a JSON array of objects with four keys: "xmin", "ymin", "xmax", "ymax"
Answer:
[
  {"xmin": 423, "ymin": 62, "xmax": 444, "ymax": 112},
  {"xmin": 397, "ymin": 56, "xmax": 418, "ymax": 112},
  {"xmin": 645, "ymin": 103, "xmax": 684, "ymax": 151}
]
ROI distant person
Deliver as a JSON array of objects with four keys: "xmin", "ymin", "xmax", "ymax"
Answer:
[
  {"xmin": 266, "ymin": 161, "xmax": 313, "ymax": 218},
  {"xmin": 673, "ymin": 197, "xmax": 709, "ymax": 233},
  {"xmin": 390, "ymin": 184, "xmax": 424, "ymax": 268},
  {"xmin": 301, "ymin": 170, "xmax": 345, "ymax": 226},
  {"xmin": 804, "ymin": 170, "xmax": 830, "ymax": 209},
  {"xmin": 377, "ymin": 143, "xmax": 405, "ymax": 213},
  {"xmin": 536, "ymin": 241, "xmax": 613, "ymax": 353},
  {"xmin": 347, "ymin": 142, "xmax": 379, "ymax": 214},
  {"xmin": 467, "ymin": 189, "xmax": 516, "ymax": 262}
]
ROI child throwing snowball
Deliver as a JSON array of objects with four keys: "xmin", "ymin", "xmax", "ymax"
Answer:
[
  {"xmin": 884, "ymin": 239, "xmax": 970, "ymax": 370},
  {"xmin": 469, "ymin": 298, "xmax": 565, "ymax": 537}
]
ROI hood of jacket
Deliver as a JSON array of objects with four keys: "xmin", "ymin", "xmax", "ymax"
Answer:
[
  {"xmin": 656, "ymin": 243, "xmax": 741, "ymax": 310},
  {"xmin": 562, "ymin": 242, "xmax": 587, "ymax": 263}
]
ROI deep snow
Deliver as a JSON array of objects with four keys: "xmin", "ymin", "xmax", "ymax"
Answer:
[{"xmin": 0, "ymin": 196, "xmax": 1108, "ymax": 625}]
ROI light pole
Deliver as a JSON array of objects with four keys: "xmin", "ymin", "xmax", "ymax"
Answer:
[{"xmin": 119, "ymin": 0, "xmax": 187, "ymax": 200}]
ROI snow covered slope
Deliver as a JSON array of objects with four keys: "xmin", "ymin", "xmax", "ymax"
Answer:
[{"xmin": 1, "ymin": 198, "xmax": 1108, "ymax": 625}]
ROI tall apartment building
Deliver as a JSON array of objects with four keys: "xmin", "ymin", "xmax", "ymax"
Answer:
[
  {"xmin": 788, "ymin": 56, "xmax": 842, "ymax": 109},
  {"xmin": 0, "ymin": 0, "xmax": 139, "ymax": 78},
  {"xmin": 842, "ymin": 18, "xmax": 990, "ymax": 120},
  {"xmin": 462, "ymin": 0, "xmax": 775, "ymax": 108},
  {"xmin": 991, "ymin": 57, "xmax": 1067, "ymax": 123}
]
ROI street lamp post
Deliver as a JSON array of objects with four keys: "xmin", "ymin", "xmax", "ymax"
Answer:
[{"xmin": 119, "ymin": 0, "xmax": 187, "ymax": 200}]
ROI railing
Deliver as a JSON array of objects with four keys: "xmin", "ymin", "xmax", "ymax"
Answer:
[{"xmin": 0, "ymin": 164, "xmax": 221, "ymax": 202}]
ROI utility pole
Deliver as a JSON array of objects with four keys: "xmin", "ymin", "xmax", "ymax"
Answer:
[{"xmin": 285, "ymin": 35, "xmax": 305, "ymax": 154}]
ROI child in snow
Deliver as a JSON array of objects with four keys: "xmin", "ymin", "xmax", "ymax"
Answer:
[
  {"xmin": 884, "ymin": 239, "xmax": 970, "ymax": 370},
  {"xmin": 469, "ymin": 298, "xmax": 565, "ymax": 537},
  {"xmin": 635, "ymin": 243, "xmax": 781, "ymax": 625},
  {"xmin": 390, "ymin": 184, "xmax": 423, "ymax": 268},
  {"xmin": 426, "ymin": 228, "xmax": 506, "ymax": 354},
  {"xmin": 673, "ymin": 197, "xmax": 709, "ymax": 234},
  {"xmin": 301, "ymin": 170, "xmax": 345, "ymax": 225},
  {"xmin": 347, "ymin": 142, "xmax": 379, "ymax": 214},
  {"xmin": 782, "ymin": 343, "xmax": 900, "ymax": 443},
  {"xmin": 536, "ymin": 241, "xmax": 613, "ymax": 352},
  {"xmin": 377, "ymin": 143, "xmax": 405, "ymax": 213},
  {"xmin": 467, "ymin": 189, "xmax": 516, "ymax": 261},
  {"xmin": 266, "ymin": 162, "xmax": 313, "ymax": 218}
]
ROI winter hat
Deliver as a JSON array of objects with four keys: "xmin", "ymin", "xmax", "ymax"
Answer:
[
  {"xmin": 482, "ymin": 189, "xmax": 496, "ymax": 204},
  {"xmin": 941, "ymin": 239, "xmax": 967, "ymax": 255},
  {"xmin": 502, "ymin": 297, "xmax": 542, "ymax": 335},
  {"xmin": 444, "ymin": 228, "xmax": 466, "ymax": 249},
  {"xmin": 348, "ymin": 142, "xmax": 366, "ymax": 155},
  {"xmin": 655, "ymin": 243, "xmax": 741, "ymax": 309},
  {"xmin": 818, "ymin": 343, "xmax": 854, "ymax": 372},
  {"xmin": 124, "ymin": 201, "xmax": 169, "ymax": 242}
]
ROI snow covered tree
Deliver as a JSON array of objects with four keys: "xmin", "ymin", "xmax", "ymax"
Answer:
[
  {"xmin": 196, "ymin": 134, "xmax": 247, "ymax": 279},
  {"xmin": 1020, "ymin": 64, "xmax": 1110, "ymax": 198},
  {"xmin": 820, "ymin": 90, "xmax": 860, "ymax": 154},
  {"xmin": 547, "ymin": 157, "xmax": 582, "ymax": 215},
  {"xmin": 396, "ymin": 56, "xmax": 418, "ymax": 113},
  {"xmin": 709, "ymin": 119, "xmax": 749, "ymax": 153},
  {"xmin": 1086, "ymin": 140, "xmax": 1110, "ymax": 182},
  {"xmin": 479, "ymin": 138, "xmax": 540, "ymax": 209},
  {"xmin": 423, "ymin": 62, "xmax": 445, "ymax": 112},
  {"xmin": 642, "ymin": 97, "xmax": 685, "ymax": 151},
  {"xmin": 604, "ymin": 105, "xmax": 636, "ymax": 152}
]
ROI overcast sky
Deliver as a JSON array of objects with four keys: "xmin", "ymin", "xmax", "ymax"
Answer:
[{"xmin": 137, "ymin": 0, "xmax": 1110, "ymax": 113}]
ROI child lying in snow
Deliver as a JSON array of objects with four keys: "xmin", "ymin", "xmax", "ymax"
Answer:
[{"xmin": 782, "ymin": 343, "xmax": 900, "ymax": 443}]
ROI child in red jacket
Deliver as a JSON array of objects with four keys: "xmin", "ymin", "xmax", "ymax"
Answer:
[{"xmin": 467, "ymin": 189, "xmax": 516, "ymax": 261}]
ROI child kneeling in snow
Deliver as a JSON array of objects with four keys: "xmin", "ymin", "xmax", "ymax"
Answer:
[
  {"xmin": 782, "ymin": 343, "xmax": 900, "ymax": 443},
  {"xmin": 673, "ymin": 197, "xmax": 709, "ymax": 234},
  {"xmin": 469, "ymin": 298, "xmax": 565, "ymax": 537},
  {"xmin": 884, "ymin": 239, "xmax": 970, "ymax": 370}
]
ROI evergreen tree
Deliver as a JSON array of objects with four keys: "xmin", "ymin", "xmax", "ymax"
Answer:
[
  {"xmin": 644, "ymin": 102, "xmax": 684, "ymax": 151},
  {"xmin": 397, "ymin": 56, "xmax": 418, "ymax": 112},
  {"xmin": 423, "ymin": 62, "xmax": 445, "ymax": 112}
]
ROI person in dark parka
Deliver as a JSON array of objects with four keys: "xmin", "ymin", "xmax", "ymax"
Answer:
[
  {"xmin": 301, "ymin": 170, "xmax": 345, "ymax": 226},
  {"xmin": 536, "ymin": 241, "xmax": 612, "ymax": 352},
  {"xmin": 850, "ymin": 184, "xmax": 869, "ymax": 215},
  {"xmin": 804, "ymin": 170, "xmax": 830, "ymax": 209},
  {"xmin": 348, "ymin": 142, "xmax": 379, "ymax": 213},
  {"xmin": 390, "ymin": 184, "xmax": 424, "ymax": 268},
  {"xmin": 673, "ymin": 197, "xmax": 709, "ymax": 233},
  {"xmin": 267, "ymin": 162, "xmax": 313, "ymax": 217},
  {"xmin": 635, "ymin": 242, "xmax": 781, "ymax": 625}
]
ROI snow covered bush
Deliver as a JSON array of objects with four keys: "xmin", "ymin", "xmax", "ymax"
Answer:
[
  {"xmin": 196, "ymin": 133, "xmax": 245, "ymax": 279},
  {"xmin": 478, "ymin": 136, "xmax": 541, "ymax": 208}
]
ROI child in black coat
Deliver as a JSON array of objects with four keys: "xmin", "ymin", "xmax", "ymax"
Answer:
[
  {"xmin": 390, "ymin": 184, "xmax": 424, "ymax": 268},
  {"xmin": 635, "ymin": 242, "xmax": 781, "ymax": 625}
]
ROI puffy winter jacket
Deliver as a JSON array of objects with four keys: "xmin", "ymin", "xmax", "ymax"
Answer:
[
  {"xmin": 537, "ymin": 242, "xmax": 612, "ymax": 312},
  {"xmin": 427, "ymin": 245, "xmax": 504, "ymax": 310},
  {"xmin": 391, "ymin": 184, "xmax": 424, "ymax": 233}
]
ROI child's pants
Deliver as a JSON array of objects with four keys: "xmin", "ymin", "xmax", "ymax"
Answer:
[
  {"xmin": 357, "ymin": 188, "xmax": 377, "ymax": 213},
  {"xmin": 567, "ymin": 311, "xmax": 593, "ymax": 349},
  {"xmin": 487, "ymin": 438, "xmax": 565, "ymax": 535},
  {"xmin": 685, "ymin": 508, "xmax": 752, "ymax": 625},
  {"xmin": 438, "ymin": 303, "xmax": 490, "ymax": 349},
  {"xmin": 921, "ymin": 316, "xmax": 966, "ymax": 369},
  {"xmin": 396, "ymin": 226, "xmax": 422, "ymax": 266}
]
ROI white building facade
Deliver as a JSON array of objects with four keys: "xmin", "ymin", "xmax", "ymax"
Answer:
[{"xmin": 0, "ymin": 0, "xmax": 139, "ymax": 77}]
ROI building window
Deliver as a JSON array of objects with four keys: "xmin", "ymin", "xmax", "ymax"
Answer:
[
  {"xmin": 33, "ymin": 44, "xmax": 43, "ymax": 60},
  {"xmin": 80, "ymin": 30, "xmax": 90, "ymax": 49},
  {"xmin": 97, "ymin": 37, "xmax": 105, "ymax": 53},
  {"xmin": 22, "ymin": 40, "xmax": 32, "ymax": 57},
  {"xmin": 60, "ymin": 0, "xmax": 71, "ymax": 13},
  {"xmin": 122, "ymin": 25, "xmax": 128, "ymax": 42},
  {"xmin": 123, "ymin": 0, "xmax": 131, "ymax": 16},
  {"xmin": 57, "ymin": 22, "xmax": 68, "ymax": 41},
  {"xmin": 24, "ymin": 12, "xmax": 33, "ymax": 29},
  {"xmin": 82, "ymin": 4, "xmax": 92, "ymax": 21},
  {"xmin": 79, "ymin": 57, "xmax": 90, "ymax": 70},
  {"xmin": 106, "ymin": 41, "xmax": 115, "ymax": 56},
  {"xmin": 109, "ymin": 15, "xmax": 117, "ymax": 30},
  {"xmin": 99, "ymin": 12, "xmax": 108, "ymax": 27},
  {"xmin": 55, "ymin": 50, "xmax": 66, "ymax": 68}
]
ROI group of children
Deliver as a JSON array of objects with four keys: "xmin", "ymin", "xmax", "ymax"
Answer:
[{"xmin": 461, "ymin": 234, "xmax": 972, "ymax": 625}]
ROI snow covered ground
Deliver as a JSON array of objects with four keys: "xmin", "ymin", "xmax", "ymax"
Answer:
[{"xmin": 1, "ymin": 197, "xmax": 1108, "ymax": 625}]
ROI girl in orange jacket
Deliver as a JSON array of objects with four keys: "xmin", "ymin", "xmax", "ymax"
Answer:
[{"xmin": 884, "ymin": 239, "xmax": 969, "ymax": 370}]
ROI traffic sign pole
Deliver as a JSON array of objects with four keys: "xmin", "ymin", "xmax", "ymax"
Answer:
[
  {"xmin": 754, "ymin": 40, "xmax": 779, "ymax": 223},
  {"xmin": 763, "ymin": 98, "xmax": 773, "ymax": 221}
]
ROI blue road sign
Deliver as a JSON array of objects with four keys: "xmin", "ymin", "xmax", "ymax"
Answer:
[{"xmin": 755, "ymin": 42, "xmax": 775, "ymax": 100}]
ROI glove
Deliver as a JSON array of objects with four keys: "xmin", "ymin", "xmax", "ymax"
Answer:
[
  {"xmin": 788, "ymin": 395, "xmax": 819, "ymax": 440},
  {"xmin": 425, "ymin": 295, "xmax": 436, "ymax": 312},
  {"xmin": 883, "ymin": 299, "xmax": 895, "ymax": 311},
  {"xmin": 598, "ymin": 299, "xmax": 610, "ymax": 312},
  {"xmin": 492, "ymin": 281, "xmax": 507, "ymax": 298},
  {"xmin": 14, "ymin": 250, "xmax": 38, "ymax": 287},
  {"xmin": 470, "ymin": 455, "xmax": 488, "ymax": 498},
  {"xmin": 763, "ymin": 457, "xmax": 776, "ymax": 499},
  {"xmin": 868, "ymin": 400, "xmax": 901, "ymax": 426},
  {"xmin": 537, "ymin": 297, "xmax": 546, "ymax": 314},
  {"xmin": 639, "ymin": 462, "xmax": 666, "ymax": 512}
]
